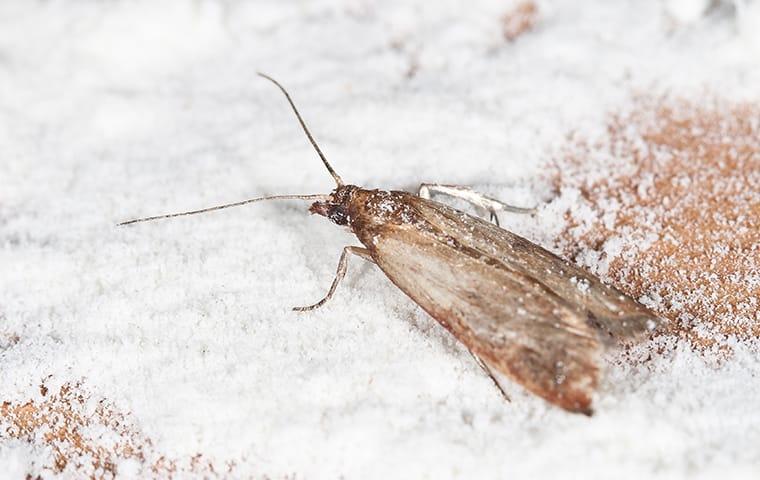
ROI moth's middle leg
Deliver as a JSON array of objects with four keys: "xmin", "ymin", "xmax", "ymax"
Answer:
[
  {"xmin": 418, "ymin": 183, "xmax": 535, "ymax": 227},
  {"xmin": 293, "ymin": 246, "xmax": 373, "ymax": 312}
]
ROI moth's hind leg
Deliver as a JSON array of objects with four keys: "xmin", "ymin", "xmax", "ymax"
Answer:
[
  {"xmin": 293, "ymin": 246, "xmax": 373, "ymax": 312},
  {"xmin": 468, "ymin": 350, "xmax": 511, "ymax": 402},
  {"xmin": 418, "ymin": 183, "xmax": 535, "ymax": 227}
]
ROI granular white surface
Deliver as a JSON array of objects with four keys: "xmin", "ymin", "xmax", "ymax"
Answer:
[{"xmin": 1, "ymin": 0, "xmax": 759, "ymax": 478}]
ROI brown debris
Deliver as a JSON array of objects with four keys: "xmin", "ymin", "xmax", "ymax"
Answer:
[
  {"xmin": 552, "ymin": 96, "xmax": 760, "ymax": 347},
  {"xmin": 502, "ymin": 1, "xmax": 539, "ymax": 41},
  {"xmin": 0, "ymin": 380, "xmax": 239, "ymax": 478},
  {"xmin": 0, "ymin": 331, "xmax": 20, "ymax": 350},
  {"xmin": 1, "ymin": 381, "xmax": 145, "ymax": 478}
]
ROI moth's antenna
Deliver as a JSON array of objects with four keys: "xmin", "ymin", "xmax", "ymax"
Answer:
[
  {"xmin": 118, "ymin": 194, "xmax": 328, "ymax": 226},
  {"xmin": 257, "ymin": 72, "xmax": 344, "ymax": 187}
]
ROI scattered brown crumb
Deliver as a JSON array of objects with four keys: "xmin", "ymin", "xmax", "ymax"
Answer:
[
  {"xmin": 389, "ymin": 37, "xmax": 421, "ymax": 80},
  {"xmin": 553, "ymin": 96, "xmax": 760, "ymax": 348},
  {"xmin": 0, "ymin": 380, "xmax": 240, "ymax": 478},
  {"xmin": 502, "ymin": 1, "xmax": 539, "ymax": 41},
  {"xmin": 0, "ymin": 331, "xmax": 20, "ymax": 350},
  {"xmin": 2, "ymin": 381, "xmax": 141, "ymax": 478}
]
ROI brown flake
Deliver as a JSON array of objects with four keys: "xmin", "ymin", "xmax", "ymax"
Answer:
[{"xmin": 502, "ymin": 1, "xmax": 539, "ymax": 41}]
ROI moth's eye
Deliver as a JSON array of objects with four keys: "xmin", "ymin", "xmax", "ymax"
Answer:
[{"xmin": 328, "ymin": 207, "xmax": 349, "ymax": 226}]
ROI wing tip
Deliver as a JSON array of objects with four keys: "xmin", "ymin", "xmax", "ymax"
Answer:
[
  {"xmin": 557, "ymin": 396, "xmax": 595, "ymax": 416},
  {"xmin": 577, "ymin": 405, "xmax": 594, "ymax": 417}
]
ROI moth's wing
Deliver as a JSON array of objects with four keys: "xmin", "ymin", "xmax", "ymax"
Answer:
[
  {"xmin": 408, "ymin": 195, "xmax": 665, "ymax": 344},
  {"xmin": 369, "ymin": 219, "xmax": 602, "ymax": 414}
]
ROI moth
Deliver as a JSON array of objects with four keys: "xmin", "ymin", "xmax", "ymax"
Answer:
[{"xmin": 121, "ymin": 73, "xmax": 663, "ymax": 415}]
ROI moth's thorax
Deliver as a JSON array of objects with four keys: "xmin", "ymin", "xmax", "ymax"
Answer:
[
  {"xmin": 311, "ymin": 186, "xmax": 422, "ymax": 230},
  {"xmin": 347, "ymin": 189, "xmax": 421, "ymax": 229}
]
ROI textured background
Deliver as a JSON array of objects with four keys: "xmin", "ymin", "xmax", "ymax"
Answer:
[{"xmin": 1, "ymin": 0, "xmax": 759, "ymax": 478}]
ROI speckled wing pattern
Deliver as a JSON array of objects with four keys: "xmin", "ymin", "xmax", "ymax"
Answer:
[{"xmin": 359, "ymin": 191, "xmax": 661, "ymax": 414}]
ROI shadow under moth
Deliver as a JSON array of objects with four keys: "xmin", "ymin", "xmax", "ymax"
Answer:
[{"xmin": 120, "ymin": 74, "xmax": 664, "ymax": 415}]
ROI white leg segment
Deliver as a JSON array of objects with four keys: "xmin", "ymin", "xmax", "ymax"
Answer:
[{"xmin": 418, "ymin": 183, "xmax": 535, "ymax": 227}]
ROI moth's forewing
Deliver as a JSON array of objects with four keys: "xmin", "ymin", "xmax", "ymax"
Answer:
[
  {"xmin": 407, "ymin": 194, "xmax": 664, "ymax": 342},
  {"xmin": 348, "ymin": 190, "xmax": 661, "ymax": 414}
]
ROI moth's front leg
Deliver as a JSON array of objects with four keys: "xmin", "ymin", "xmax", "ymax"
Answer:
[
  {"xmin": 293, "ymin": 246, "xmax": 373, "ymax": 312},
  {"xmin": 418, "ymin": 183, "xmax": 535, "ymax": 227}
]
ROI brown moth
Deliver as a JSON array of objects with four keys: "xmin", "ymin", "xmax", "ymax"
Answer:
[{"xmin": 120, "ymin": 73, "xmax": 664, "ymax": 415}]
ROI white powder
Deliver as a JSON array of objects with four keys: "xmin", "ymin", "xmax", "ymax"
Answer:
[{"xmin": 1, "ymin": 0, "xmax": 759, "ymax": 478}]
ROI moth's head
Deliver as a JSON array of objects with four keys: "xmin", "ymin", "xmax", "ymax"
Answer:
[{"xmin": 309, "ymin": 184, "xmax": 358, "ymax": 226}]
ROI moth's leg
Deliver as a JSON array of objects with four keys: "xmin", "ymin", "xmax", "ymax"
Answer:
[
  {"xmin": 418, "ymin": 183, "xmax": 535, "ymax": 226},
  {"xmin": 292, "ymin": 246, "xmax": 373, "ymax": 312},
  {"xmin": 467, "ymin": 350, "xmax": 511, "ymax": 402},
  {"xmin": 489, "ymin": 210, "xmax": 500, "ymax": 228}
]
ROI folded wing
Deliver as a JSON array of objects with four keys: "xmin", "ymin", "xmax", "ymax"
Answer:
[{"xmin": 365, "ymin": 193, "xmax": 661, "ymax": 414}]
